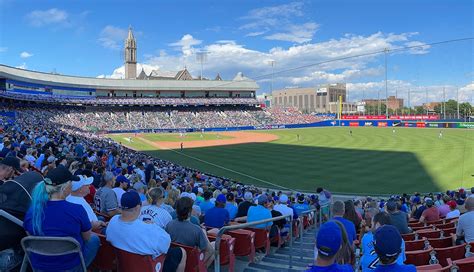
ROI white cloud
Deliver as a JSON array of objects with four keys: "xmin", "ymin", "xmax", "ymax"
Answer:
[
  {"xmin": 403, "ymin": 41, "xmax": 430, "ymax": 55},
  {"xmin": 99, "ymin": 63, "xmax": 165, "ymax": 79},
  {"xmin": 16, "ymin": 63, "xmax": 27, "ymax": 69},
  {"xmin": 20, "ymin": 51, "xmax": 33, "ymax": 58},
  {"xmin": 264, "ymin": 22, "xmax": 319, "ymax": 43},
  {"xmin": 0, "ymin": 47, "xmax": 7, "ymax": 53},
  {"xmin": 169, "ymin": 34, "xmax": 202, "ymax": 57},
  {"xmin": 98, "ymin": 25, "xmax": 128, "ymax": 50},
  {"xmin": 240, "ymin": 2, "xmax": 317, "ymax": 43},
  {"xmin": 26, "ymin": 8, "xmax": 68, "ymax": 27}
]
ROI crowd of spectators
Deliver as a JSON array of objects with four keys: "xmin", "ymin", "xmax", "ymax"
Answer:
[{"xmin": 0, "ymin": 105, "xmax": 473, "ymax": 272}]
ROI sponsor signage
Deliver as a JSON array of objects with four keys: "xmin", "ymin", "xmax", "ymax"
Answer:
[
  {"xmin": 459, "ymin": 123, "xmax": 474, "ymax": 128},
  {"xmin": 378, "ymin": 122, "xmax": 387, "ymax": 127},
  {"xmin": 416, "ymin": 122, "xmax": 426, "ymax": 127},
  {"xmin": 349, "ymin": 122, "xmax": 359, "ymax": 127},
  {"xmin": 342, "ymin": 115, "xmax": 439, "ymax": 120}
]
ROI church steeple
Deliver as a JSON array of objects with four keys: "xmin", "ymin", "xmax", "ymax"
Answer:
[{"xmin": 124, "ymin": 26, "xmax": 137, "ymax": 79}]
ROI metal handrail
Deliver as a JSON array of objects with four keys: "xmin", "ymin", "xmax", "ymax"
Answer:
[
  {"xmin": 214, "ymin": 214, "xmax": 293, "ymax": 272},
  {"xmin": 0, "ymin": 209, "xmax": 24, "ymax": 227}
]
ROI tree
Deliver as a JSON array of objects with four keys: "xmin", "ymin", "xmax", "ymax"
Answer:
[{"xmin": 414, "ymin": 106, "xmax": 425, "ymax": 114}]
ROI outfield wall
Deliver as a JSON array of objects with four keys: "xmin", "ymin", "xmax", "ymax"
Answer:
[{"xmin": 105, "ymin": 119, "xmax": 474, "ymax": 134}]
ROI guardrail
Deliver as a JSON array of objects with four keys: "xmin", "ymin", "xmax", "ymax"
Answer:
[{"xmin": 214, "ymin": 214, "xmax": 293, "ymax": 272}]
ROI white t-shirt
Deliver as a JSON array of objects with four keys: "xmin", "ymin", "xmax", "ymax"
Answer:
[
  {"xmin": 139, "ymin": 205, "xmax": 172, "ymax": 229},
  {"xmin": 113, "ymin": 188, "xmax": 126, "ymax": 205},
  {"xmin": 106, "ymin": 215, "xmax": 171, "ymax": 257},
  {"xmin": 66, "ymin": 195, "xmax": 98, "ymax": 222},
  {"xmin": 274, "ymin": 204, "xmax": 294, "ymax": 218},
  {"xmin": 446, "ymin": 209, "xmax": 460, "ymax": 219}
]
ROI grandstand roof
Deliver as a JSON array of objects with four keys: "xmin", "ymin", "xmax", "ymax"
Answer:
[{"xmin": 0, "ymin": 64, "xmax": 258, "ymax": 92}]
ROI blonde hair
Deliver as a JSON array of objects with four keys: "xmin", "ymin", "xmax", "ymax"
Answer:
[
  {"xmin": 147, "ymin": 187, "xmax": 164, "ymax": 205},
  {"xmin": 213, "ymin": 189, "xmax": 221, "ymax": 199},
  {"xmin": 165, "ymin": 188, "xmax": 179, "ymax": 207}
]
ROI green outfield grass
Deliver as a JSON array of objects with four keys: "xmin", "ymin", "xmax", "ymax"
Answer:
[{"xmin": 108, "ymin": 127, "xmax": 474, "ymax": 194}]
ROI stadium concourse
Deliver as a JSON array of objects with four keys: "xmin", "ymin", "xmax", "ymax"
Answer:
[{"xmin": 0, "ymin": 98, "xmax": 473, "ymax": 272}]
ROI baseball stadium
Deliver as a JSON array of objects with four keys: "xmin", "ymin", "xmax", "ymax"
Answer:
[{"xmin": 1, "ymin": 2, "xmax": 474, "ymax": 272}]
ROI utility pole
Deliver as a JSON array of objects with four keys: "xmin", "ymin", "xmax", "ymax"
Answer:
[
  {"xmin": 457, "ymin": 87, "xmax": 460, "ymax": 119},
  {"xmin": 408, "ymin": 89, "xmax": 411, "ymax": 115},
  {"xmin": 443, "ymin": 87, "xmax": 446, "ymax": 119},
  {"xmin": 384, "ymin": 48, "xmax": 389, "ymax": 119}
]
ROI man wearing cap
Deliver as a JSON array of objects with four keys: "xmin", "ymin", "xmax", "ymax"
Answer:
[
  {"xmin": 293, "ymin": 194, "xmax": 310, "ymax": 217},
  {"xmin": 274, "ymin": 194, "xmax": 296, "ymax": 220},
  {"xmin": 361, "ymin": 212, "xmax": 406, "ymax": 271},
  {"xmin": 66, "ymin": 175, "xmax": 107, "ymax": 232},
  {"xmin": 372, "ymin": 225, "xmax": 415, "ymax": 271},
  {"xmin": 306, "ymin": 221, "xmax": 353, "ymax": 271},
  {"xmin": 94, "ymin": 171, "xmax": 121, "ymax": 217},
  {"xmin": 386, "ymin": 200, "xmax": 410, "ymax": 234},
  {"xmin": 0, "ymin": 156, "xmax": 21, "ymax": 185},
  {"xmin": 419, "ymin": 198, "xmax": 440, "ymax": 223},
  {"xmin": 455, "ymin": 196, "xmax": 474, "ymax": 243},
  {"xmin": 410, "ymin": 196, "xmax": 424, "ymax": 220},
  {"xmin": 445, "ymin": 200, "xmax": 460, "ymax": 219},
  {"xmin": 199, "ymin": 191, "xmax": 214, "ymax": 215},
  {"xmin": 113, "ymin": 175, "xmax": 130, "ymax": 204},
  {"xmin": 236, "ymin": 191, "xmax": 256, "ymax": 218},
  {"xmin": 204, "ymin": 194, "xmax": 230, "ymax": 228},
  {"xmin": 107, "ymin": 191, "xmax": 186, "ymax": 272},
  {"xmin": 247, "ymin": 195, "xmax": 273, "ymax": 229}
]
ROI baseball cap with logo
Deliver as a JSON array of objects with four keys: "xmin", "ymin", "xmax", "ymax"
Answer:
[
  {"xmin": 71, "ymin": 175, "xmax": 93, "ymax": 191},
  {"xmin": 216, "ymin": 194, "xmax": 226, "ymax": 203},
  {"xmin": 121, "ymin": 191, "xmax": 141, "ymax": 210},
  {"xmin": 374, "ymin": 225, "xmax": 402, "ymax": 258},
  {"xmin": 447, "ymin": 200, "xmax": 457, "ymax": 209},
  {"xmin": 316, "ymin": 221, "xmax": 342, "ymax": 257},
  {"xmin": 45, "ymin": 165, "xmax": 80, "ymax": 186},
  {"xmin": 257, "ymin": 194, "xmax": 269, "ymax": 205},
  {"xmin": 279, "ymin": 194, "xmax": 289, "ymax": 203}
]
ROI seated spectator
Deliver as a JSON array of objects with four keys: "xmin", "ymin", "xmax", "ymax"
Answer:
[
  {"xmin": 306, "ymin": 221, "xmax": 353, "ymax": 271},
  {"xmin": 361, "ymin": 212, "xmax": 406, "ymax": 271},
  {"xmin": 445, "ymin": 200, "xmax": 460, "ymax": 219},
  {"xmin": 236, "ymin": 191, "xmax": 255, "ymax": 218},
  {"xmin": 268, "ymin": 197, "xmax": 287, "ymax": 239},
  {"xmin": 66, "ymin": 175, "xmax": 106, "ymax": 232},
  {"xmin": 199, "ymin": 191, "xmax": 214, "ymax": 215},
  {"xmin": 107, "ymin": 191, "xmax": 186, "ymax": 272},
  {"xmin": 386, "ymin": 201, "xmax": 410, "ymax": 234},
  {"xmin": 247, "ymin": 194, "xmax": 272, "ymax": 229},
  {"xmin": 133, "ymin": 181, "xmax": 148, "ymax": 205},
  {"xmin": 0, "ymin": 156, "xmax": 21, "ymax": 185},
  {"xmin": 344, "ymin": 200, "xmax": 363, "ymax": 233},
  {"xmin": 372, "ymin": 225, "xmax": 416, "ymax": 271},
  {"xmin": 225, "ymin": 193, "xmax": 238, "ymax": 220},
  {"xmin": 410, "ymin": 196, "xmax": 424, "ymax": 219},
  {"xmin": 455, "ymin": 197, "xmax": 474, "ymax": 243},
  {"xmin": 419, "ymin": 198, "xmax": 439, "ymax": 223},
  {"xmin": 113, "ymin": 175, "xmax": 130, "ymax": 204},
  {"xmin": 204, "ymin": 194, "xmax": 229, "ymax": 228},
  {"xmin": 166, "ymin": 197, "xmax": 215, "ymax": 267},
  {"xmin": 94, "ymin": 171, "xmax": 120, "ymax": 217},
  {"xmin": 23, "ymin": 166, "xmax": 100, "ymax": 270},
  {"xmin": 293, "ymin": 195, "xmax": 311, "ymax": 217},
  {"xmin": 332, "ymin": 201, "xmax": 356, "ymax": 245},
  {"xmin": 140, "ymin": 187, "xmax": 172, "ymax": 229},
  {"xmin": 438, "ymin": 195, "xmax": 451, "ymax": 217},
  {"xmin": 273, "ymin": 194, "xmax": 294, "ymax": 219}
]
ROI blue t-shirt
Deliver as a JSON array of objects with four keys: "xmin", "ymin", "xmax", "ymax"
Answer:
[
  {"xmin": 199, "ymin": 200, "xmax": 214, "ymax": 215},
  {"xmin": 360, "ymin": 232, "xmax": 406, "ymax": 271},
  {"xmin": 293, "ymin": 203, "xmax": 310, "ymax": 216},
  {"xmin": 204, "ymin": 207, "xmax": 230, "ymax": 228},
  {"xmin": 23, "ymin": 200, "xmax": 92, "ymax": 271},
  {"xmin": 333, "ymin": 217, "xmax": 357, "ymax": 243},
  {"xmin": 306, "ymin": 263, "xmax": 354, "ymax": 271},
  {"xmin": 373, "ymin": 263, "xmax": 416, "ymax": 272},
  {"xmin": 225, "ymin": 203, "xmax": 238, "ymax": 220},
  {"xmin": 247, "ymin": 205, "xmax": 272, "ymax": 229}
]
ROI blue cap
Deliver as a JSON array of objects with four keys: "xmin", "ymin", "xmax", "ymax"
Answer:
[
  {"xmin": 216, "ymin": 194, "xmax": 226, "ymax": 203},
  {"xmin": 116, "ymin": 175, "xmax": 130, "ymax": 184},
  {"xmin": 413, "ymin": 196, "xmax": 421, "ymax": 204},
  {"xmin": 257, "ymin": 194, "xmax": 268, "ymax": 205},
  {"xmin": 121, "ymin": 191, "xmax": 141, "ymax": 210},
  {"xmin": 316, "ymin": 221, "xmax": 342, "ymax": 257},
  {"xmin": 374, "ymin": 225, "xmax": 402, "ymax": 258}
]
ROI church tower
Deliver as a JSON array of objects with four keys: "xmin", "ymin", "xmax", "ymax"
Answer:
[{"xmin": 124, "ymin": 26, "xmax": 137, "ymax": 79}]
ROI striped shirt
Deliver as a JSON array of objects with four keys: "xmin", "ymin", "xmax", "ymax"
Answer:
[{"xmin": 140, "ymin": 204, "xmax": 172, "ymax": 229}]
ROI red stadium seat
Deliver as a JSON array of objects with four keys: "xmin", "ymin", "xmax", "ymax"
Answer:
[
  {"xmin": 303, "ymin": 215, "xmax": 311, "ymax": 229},
  {"xmin": 452, "ymin": 256, "xmax": 474, "ymax": 272},
  {"xmin": 207, "ymin": 234, "xmax": 235, "ymax": 272},
  {"xmin": 114, "ymin": 247, "xmax": 165, "ymax": 272},
  {"xmin": 428, "ymin": 236, "xmax": 453, "ymax": 249},
  {"xmin": 444, "ymin": 217, "xmax": 459, "ymax": 223},
  {"xmin": 417, "ymin": 229, "xmax": 442, "ymax": 239},
  {"xmin": 440, "ymin": 227, "xmax": 456, "ymax": 237},
  {"xmin": 90, "ymin": 234, "xmax": 117, "ymax": 271},
  {"xmin": 227, "ymin": 229, "xmax": 256, "ymax": 263},
  {"xmin": 401, "ymin": 232, "xmax": 417, "ymax": 241},
  {"xmin": 405, "ymin": 248, "xmax": 436, "ymax": 266},
  {"xmin": 292, "ymin": 219, "xmax": 300, "ymax": 238},
  {"xmin": 245, "ymin": 228, "xmax": 270, "ymax": 256},
  {"xmin": 434, "ymin": 244, "xmax": 467, "ymax": 266},
  {"xmin": 270, "ymin": 227, "xmax": 284, "ymax": 249},
  {"xmin": 408, "ymin": 221, "xmax": 424, "ymax": 228},
  {"xmin": 412, "ymin": 225, "xmax": 435, "ymax": 232},
  {"xmin": 434, "ymin": 222, "xmax": 455, "ymax": 230},
  {"xmin": 170, "ymin": 242, "xmax": 206, "ymax": 272},
  {"xmin": 405, "ymin": 237, "xmax": 428, "ymax": 251},
  {"xmin": 416, "ymin": 263, "xmax": 450, "ymax": 271},
  {"xmin": 426, "ymin": 219, "xmax": 444, "ymax": 226}
]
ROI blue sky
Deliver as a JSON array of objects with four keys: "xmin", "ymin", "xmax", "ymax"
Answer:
[{"xmin": 0, "ymin": 0, "xmax": 472, "ymax": 105}]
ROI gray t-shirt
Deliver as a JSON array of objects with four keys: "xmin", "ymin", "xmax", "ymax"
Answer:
[
  {"xmin": 389, "ymin": 211, "xmax": 410, "ymax": 234},
  {"xmin": 456, "ymin": 211, "xmax": 474, "ymax": 243},
  {"xmin": 165, "ymin": 219, "xmax": 207, "ymax": 250},
  {"xmin": 95, "ymin": 186, "xmax": 118, "ymax": 214}
]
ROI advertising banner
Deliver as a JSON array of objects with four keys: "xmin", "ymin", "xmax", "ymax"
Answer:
[{"xmin": 342, "ymin": 115, "xmax": 439, "ymax": 120}]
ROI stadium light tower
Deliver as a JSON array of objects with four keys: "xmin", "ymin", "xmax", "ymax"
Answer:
[
  {"xmin": 196, "ymin": 51, "xmax": 208, "ymax": 80},
  {"xmin": 268, "ymin": 60, "xmax": 276, "ymax": 93},
  {"xmin": 384, "ymin": 48, "xmax": 389, "ymax": 118},
  {"xmin": 457, "ymin": 87, "xmax": 460, "ymax": 119}
]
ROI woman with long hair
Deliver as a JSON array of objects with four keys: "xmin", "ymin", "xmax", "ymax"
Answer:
[
  {"xmin": 23, "ymin": 166, "xmax": 100, "ymax": 271},
  {"xmin": 344, "ymin": 200, "xmax": 362, "ymax": 233},
  {"xmin": 333, "ymin": 219, "xmax": 355, "ymax": 265}
]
